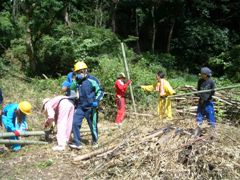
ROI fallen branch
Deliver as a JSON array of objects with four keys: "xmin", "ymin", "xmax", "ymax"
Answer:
[{"xmin": 73, "ymin": 144, "xmax": 117, "ymax": 161}]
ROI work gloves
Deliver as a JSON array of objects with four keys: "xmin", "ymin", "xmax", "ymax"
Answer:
[
  {"xmin": 126, "ymin": 80, "xmax": 132, "ymax": 85},
  {"xmin": 91, "ymin": 101, "xmax": 98, "ymax": 108},
  {"xmin": 14, "ymin": 130, "xmax": 20, "ymax": 137}
]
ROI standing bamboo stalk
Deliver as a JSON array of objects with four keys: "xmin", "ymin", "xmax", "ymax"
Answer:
[{"xmin": 121, "ymin": 42, "xmax": 137, "ymax": 113}]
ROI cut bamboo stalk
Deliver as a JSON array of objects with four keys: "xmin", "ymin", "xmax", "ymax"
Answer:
[
  {"xmin": 169, "ymin": 84, "xmax": 240, "ymax": 98},
  {"xmin": 0, "ymin": 139, "xmax": 48, "ymax": 145},
  {"xmin": 0, "ymin": 131, "xmax": 45, "ymax": 138},
  {"xmin": 213, "ymin": 96, "xmax": 233, "ymax": 105},
  {"xmin": 74, "ymin": 144, "xmax": 117, "ymax": 161}
]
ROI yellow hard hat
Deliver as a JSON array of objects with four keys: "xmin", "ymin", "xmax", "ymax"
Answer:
[
  {"xmin": 19, "ymin": 101, "xmax": 32, "ymax": 115},
  {"xmin": 74, "ymin": 61, "xmax": 88, "ymax": 72}
]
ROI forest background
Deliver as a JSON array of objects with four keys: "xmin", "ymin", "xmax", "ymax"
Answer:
[{"xmin": 0, "ymin": 0, "xmax": 240, "ymax": 110}]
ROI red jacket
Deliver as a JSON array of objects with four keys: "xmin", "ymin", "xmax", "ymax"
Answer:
[{"xmin": 114, "ymin": 79, "xmax": 131, "ymax": 98}]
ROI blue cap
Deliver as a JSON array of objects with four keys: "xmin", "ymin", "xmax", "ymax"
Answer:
[{"xmin": 201, "ymin": 67, "xmax": 212, "ymax": 76}]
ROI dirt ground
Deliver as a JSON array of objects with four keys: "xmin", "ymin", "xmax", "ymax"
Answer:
[{"xmin": 1, "ymin": 112, "xmax": 240, "ymax": 180}]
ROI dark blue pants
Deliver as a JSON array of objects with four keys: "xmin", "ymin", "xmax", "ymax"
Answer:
[
  {"xmin": 196, "ymin": 100, "xmax": 216, "ymax": 128},
  {"xmin": 72, "ymin": 106, "xmax": 98, "ymax": 146}
]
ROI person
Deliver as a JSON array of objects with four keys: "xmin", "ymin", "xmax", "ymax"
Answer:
[
  {"xmin": 69, "ymin": 61, "xmax": 104, "ymax": 149},
  {"xmin": 1, "ymin": 101, "xmax": 32, "ymax": 151},
  {"xmin": 196, "ymin": 67, "xmax": 216, "ymax": 129},
  {"xmin": 141, "ymin": 71, "xmax": 175, "ymax": 120},
  {"xmin": 114, "ymin": 72, "xmax": 132, "ymax": 126},
  {"xmin": 61, "ymin": 72, "xmax": 76, "ymax": 96},
  {"xmin": 42, "ymin": 95, "xmax": 75, "ymax": 151}
]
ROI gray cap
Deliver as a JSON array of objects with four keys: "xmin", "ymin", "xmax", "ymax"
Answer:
[{"xmin": 201, "ymin": 67, "xmax": 212, "ymax": 76}]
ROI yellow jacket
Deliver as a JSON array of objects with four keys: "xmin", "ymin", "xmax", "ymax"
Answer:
[
  {"xmin": 141, "ymin": 79, "xmax": 175, "ymax": 96},
  {"xmin": 141, "ymin": 79, "xmax": 175, "ymax": 119}
]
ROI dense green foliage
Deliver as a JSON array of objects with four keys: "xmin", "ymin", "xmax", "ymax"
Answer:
[{"xmin": 0, "ymin": 0, "xmax": 239, "ymax": 82}]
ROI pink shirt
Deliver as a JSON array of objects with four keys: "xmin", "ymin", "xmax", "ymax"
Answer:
[{"xmin": 44, "ymin": 96, "xmax": 69, "ymax": 120}]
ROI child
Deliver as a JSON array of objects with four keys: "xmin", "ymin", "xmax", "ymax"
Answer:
[
  {"xmin": 42, "ymin": 96, "xmax": 75, "ymax": 151},
  {"xmin": 196, "ymin": 67, "xmax": 216, "ymax": 128},
  {"xmin": 114, "ymin": 72, "xmax": 132, "ymax": 126},
  {"xmin": 141, "ymin": 71, "xmax": 175, "ymax": 120},
  {"xmin": 2, "ymin": 101, "xmax": 32, "ymax": 151}
]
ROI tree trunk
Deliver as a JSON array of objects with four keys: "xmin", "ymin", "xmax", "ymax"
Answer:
[
  {"xmin": 94, "ymin": 0, "xmax": 99, "ymax": 27},
  {"xmin": 135, "ymin": 8, "xmax": 141, "ymax": 54},
  {"xmin": 12, "ymin": 0, "xmax": 18, "ymax": 22},
  {"xmin": 26, "ymin": 27, "xmax": 36, "ymax": 75},
  {"xmin": 64, "ymin": 3, "xmax": 70, "ymax": 26},
  {"xmin": 166, "ymin": 19, "xmax": 175, "ymax": 53},
  {"xmin": 151, "ymin": 5, "xmax": 156, "ymax": 54},
  {"xmin": 111, "ymin": 1, "xmax": 119, "ymax": 32},
  {"xmin": 99, "ymin": 3, "xmax": 103, "ymax": 27}
]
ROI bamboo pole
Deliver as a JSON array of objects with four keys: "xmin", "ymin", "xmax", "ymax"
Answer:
[
  {"xmin": 169, "ymin": 84, "xmax": 240, "ymax": 98},
  {"xmin": 0, "ymin": 139, "xmax": 48, "ymax": 145},
  {"xmin": 121, "ymin": 42, "xmax": 137, "ymax": 113},
  {"xmin": 74, "ymin": 144, "xmax": 117, "ymax": 161},
  {"xmin": 0, "ymin": 131, "xmax": 45, "ymax": 138}
]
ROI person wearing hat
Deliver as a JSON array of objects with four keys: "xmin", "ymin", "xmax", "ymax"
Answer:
[
  {"xmin": 114, "ymin": 72, "xmax": 132, "ymax": 126},
  {"xmin": 196, "ymin": 67, "xmax": 216, "ymax": 130},
  {"xmin": 141, "ymin": 71, "xmax": 175, "ymax": 120},
  {"xmin": 69, "ymin": 61, "xmax": 104, "ymax": 149},
  {"xmin": 42, "ymin": 95, "xmax": 75, "ymax": 151},
  {"xmin": 1, "ymin": 101, "xmax": 32, "ymax": 151}
]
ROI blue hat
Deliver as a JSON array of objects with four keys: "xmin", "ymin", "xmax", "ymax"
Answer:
[{"xmin": 201, "ymin": 67, "xmax": 212, "ymax": 76}]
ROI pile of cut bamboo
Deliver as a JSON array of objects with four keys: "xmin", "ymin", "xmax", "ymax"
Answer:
[
  {"xmin": 71, "ymin": 121, "xmax": 240, "ymax": 179},
  {"xmin": 173, "ymin": 85, "xmax": 240, "ymax": 125}
]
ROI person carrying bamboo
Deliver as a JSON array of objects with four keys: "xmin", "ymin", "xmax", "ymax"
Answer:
[
  {"xmin": 1, "ymin": 101, "xmax": 32, "ymax": 151},
  {"xmin": 196, "ymin": 67, "xmax": 216, "ymax": 129},
  {"xmin": 114, "ymin": 72, "xmax": 132, "ymax": 126},
  {"xmin": 141, "ymin": 71, "xmax": 175, "ymax": 120}
]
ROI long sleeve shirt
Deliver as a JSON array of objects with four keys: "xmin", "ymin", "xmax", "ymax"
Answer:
[
  {"xmin": 141, "ymin": 79, "xmax": 175, "ymax": 96},
  {"xmin": 70, "ymin": 74, "xmax": 104, "ymax": 107},
  {"xmin": 115, "ymin": 79, "xmax": 131, "ymax": 98},
  {"xmin": 44, "ymin": 96, "xmax": 69, "ymax": 121},
  {"xmin": 197, "ymin": 78, "xmax": 215, "ymax": 101},
  {"xmin": 2, "ymin": 104, "xmax": 28, "ymax": 132}
]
